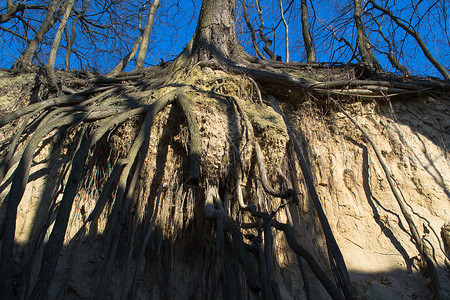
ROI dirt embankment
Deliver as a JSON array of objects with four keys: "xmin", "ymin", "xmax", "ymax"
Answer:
[{"xmin": 0, "ymin": 69, "xmax": 449, "ymax": 299}]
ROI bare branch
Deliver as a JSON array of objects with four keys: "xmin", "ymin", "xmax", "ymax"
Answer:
[
  {"xmin": 368, "ymin": 0, "xmax": 450, "ymax": 79},
  {"xmin": 242, "ymin": 0, "xmax": 266, "ymax": 59},
  {"xmin": 301, "ymin": 0, "xmax": 315, "ymax": 62},
  {"xmin": 279, "ymin": 0, "xmax": 289, "ymax": 62}
]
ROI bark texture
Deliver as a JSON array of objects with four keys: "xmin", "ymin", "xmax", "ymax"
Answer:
[
  {"xmin": 187, "ymin": 0, "xmax": 249, "ymax": 62},
  {"xmin": 301, "ymin": 0, "xmax": 315, "ymax": 63},
  {"xmin": 353, "ymin": 0, "xmax": 381, "ymax": 70},
  {"xmin": 134, "ymin": 0, "xmax": 160, "ymax": 70},
  {"xmin": 13, "ymin": 0, "xmax": 63, "ymax": 70}
]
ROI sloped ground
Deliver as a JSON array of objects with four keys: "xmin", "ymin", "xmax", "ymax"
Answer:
[
  {"xmin": 0, "ymin": 68, "xmax": 449, "ymax": 299},
  {"xmin": 277, "ymin": 95, "xmax": 449, "ymax": 299}
]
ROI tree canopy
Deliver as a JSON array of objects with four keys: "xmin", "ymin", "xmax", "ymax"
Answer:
[{"xmin": 0, "ymin": 0, "xmax": 449, "ymax": 78}]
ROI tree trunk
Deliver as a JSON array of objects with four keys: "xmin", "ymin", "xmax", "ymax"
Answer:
[
  {"xmin": 353, "ymin": 0, "xmax": 381, "ymax": 70},
  {"xmin": 46, "ymin": 0, "xmax": 76, "ymax": 88},
  {"xmin": 12, "ymin": 0, "xmax": 63, "ymax": 70},
  {"xmin": 134, "ymin": 0, "xmax": 160, "ymax": 70},
  {"xmin": 256, "ymin": 0, "xmax": 276, "ymax": 60},
  {"xmin": 187, "ymin": 0, "xmax": 249, "ymax": 63},
  {"xmin": 108, "ymin": 36, "xmax": 143, "ymax": 76},
  {"xmin": 301, "ymin": 0, "xmax": 315, "ymax": 63},
  {"xmin": 242, "ymin": 0, "xmax": 266, "ymax": 59},
  {"xmin": 279, "ymin": 0, "xmax": 289, "ymax": 62},
  {"xmin": 65, "ymin": 0, "xmax": 91, "ymax": 70}
]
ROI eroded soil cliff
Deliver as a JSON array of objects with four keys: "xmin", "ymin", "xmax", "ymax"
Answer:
[{"xmin": 0, "ymin": 69, "xmax": 449, "ymax": 299}]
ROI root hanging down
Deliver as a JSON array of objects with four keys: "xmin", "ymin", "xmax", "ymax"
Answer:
[
  {"xmin": 269, "ymin": 95, "xmax": 355, "ymax": 300},
  {"xmin": 0, "ymin": 61, "xmax": 447, "ymax": 299},
  {"xmin": 334, "ymin": 100, "xmax": 442, "ymax": 300},
  {"xmin": 175, "ymin": 90, "xmax": 201, "ymax": 182},
  {"xmin": 205, "ymin": 185, "xmax": 345, "ymax": 300}
]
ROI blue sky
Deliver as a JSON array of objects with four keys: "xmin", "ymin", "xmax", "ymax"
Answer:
[{"xmin": 0, "ymin": 0, "xmax": 448, "ymax": 78}]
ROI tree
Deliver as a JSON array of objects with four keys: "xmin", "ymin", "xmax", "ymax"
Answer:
[
  {"xmin": 242, "ymin": 0, "xmax": 266, "ymax": 59},
  {"xmin": 254, "ymin": 0, "xmax": 276, "ymax": 60},
  {"xmin": 134, "ymin": 0, "xmax": 160, "ymax": 70},
  {"xmin": 109, "ymin": 0, "xmax": 161, "ymax": 76},
  {"xmin": 0, "ymin": 0, "xmax": 448, "ymax": 299},
  {"xmin": 12, "ymin": 0, "xmax": 64, "ymax": 70},
  {"xmin": 65, "ymin": 0, "xmax": 91, "ymax": 70},
  {"xmin": 185, "ymin": 0, "xmax": 249, "ymax": 63},
  {"xmin": 301, "ymin": 0, "xmax": 315, "ymax": 63},
  {"xmin": 367, "ymin": 0, "xmax": 450, "ymax": 79},
  {"xmin": 0, "ymin": 1, "xmax": 45, "ymax": 24}
]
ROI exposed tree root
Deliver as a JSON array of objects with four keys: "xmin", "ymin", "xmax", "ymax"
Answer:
[
  {"xmin": 297, "ymin": 254, "xmax": 312, "ymax": 300},
  {"xmin": 1, "ymin": 113, "xmax": 87, "ymax": 299},
  {"xmin": 335, "ymin": 101, "xmax": 442, "ymax": 300},
  {"xmin": 21, "ymin": 135, "xmax": 79, "ymax": 299},
  {"xmin": 29, "ymin": 108, "xmax": 153, "ymax": 300},
  {"xmin": 176, "ymin": 90, "xmax": 201, "ymax": 182},
  {"xmin": 0, "ymin": 61, "xmax": 447, "ymax": 299},
  {"xmin": 0, "ymin": 116, "xmax": 29, "ymax": 182},
  {"xmin": 205, "ymin": 186, "xmax": 261, "ymax": 293},
  {"xmin": 205, "ymin": 185, "xmax": 345, "ymax": 300},
  {"xmin": 59, "ymin": 226, "xmax": 86, "ymax": 299},
  {"xmin": 94, "ymin": 95, "xmax": 173, "ymax": 300},
  {"xmin": 269, "ymin": 96, "xmax": 355, "ymax": 300},
  {"xmin": 254, "ymin": 141, "xmax": 298, "ymax": 204},
  {"xmin": 221, "ymin": 60, "xmax": 450, "ymax": 100},
  {"xmin": 128, "ymin": 184, "xmax": 162, "ymax": 299}
]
